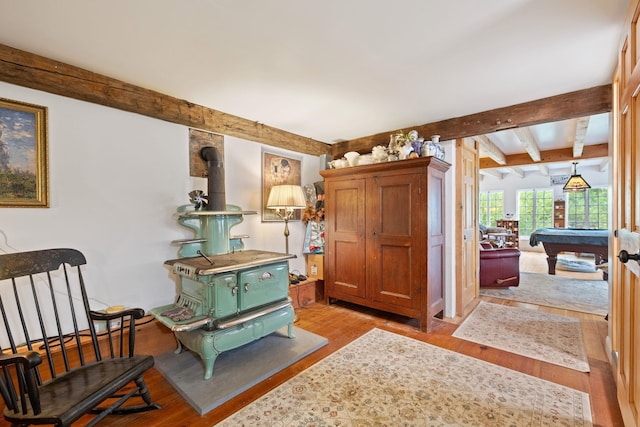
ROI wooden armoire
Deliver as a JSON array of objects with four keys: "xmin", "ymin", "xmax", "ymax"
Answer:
[{"xmin": 320, "ymin": 156, "xmax": 450, "ymax": 332}]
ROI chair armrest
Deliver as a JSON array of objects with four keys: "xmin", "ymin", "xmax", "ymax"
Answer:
[
  {"xmin": 0, "ymin": 351, "xmax": 43, "ymax": 415},
  {"xmin": 0, "ymin": 351, "xmax": 42, "ymax": 369},
  {"xmin": 90, "ymin": 309, "xmax": 146, "ymax": 357},
  {"xmin": 90, "ymin": 308, "xmax": 145, "ymax": 322}
]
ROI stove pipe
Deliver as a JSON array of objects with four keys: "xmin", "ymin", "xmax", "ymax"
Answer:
[{"xmin": 200, "ymin": 147, "xmax": 226, "ymax": 211}]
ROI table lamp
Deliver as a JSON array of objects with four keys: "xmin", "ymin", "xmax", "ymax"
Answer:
[{"xmin": 267, "ymin": 184, "xmax": 307, "ymax": 254}]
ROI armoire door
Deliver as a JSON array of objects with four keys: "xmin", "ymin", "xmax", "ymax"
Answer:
[
  {"xmin": 367, "ymin": 171, "xmax": 425, "ymax": 311},
  {"xmin": 324, "ymin": 178, "xmax": 367, "ymax": 300}
]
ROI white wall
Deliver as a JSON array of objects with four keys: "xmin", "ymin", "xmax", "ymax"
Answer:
[{"xmin": 0, "ymin": 82, "xmax": 322, "ymax": 312}]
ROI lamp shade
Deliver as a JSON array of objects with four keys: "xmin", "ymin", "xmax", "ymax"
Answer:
[
  {"xmin": 563, "ymin": 162, "xmax": 591, "ymax": 192},
  {"xmin": 267, "ymin": 185, "xmax": 307, "ymax": 209}
]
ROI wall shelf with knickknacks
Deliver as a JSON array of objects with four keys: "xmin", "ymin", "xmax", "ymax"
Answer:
[{"xmin": 554, "ymin": 200, "xmax": 566, "ymax": 228}]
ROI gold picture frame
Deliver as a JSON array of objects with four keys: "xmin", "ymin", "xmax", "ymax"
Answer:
[
  {"xmin": 262, "ymin": 151, "xmax": 302, "ymax": 221},
  {"xmin": 0, "ymin": 98, "xmax": 48, "ymax": 208}
]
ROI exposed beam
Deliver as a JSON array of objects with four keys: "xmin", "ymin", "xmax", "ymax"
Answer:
[
  {"xmin": 479, "ymin": 169, "xmax": 503, "ymax": 179},
  {"xmin": 508, "ymin": 167, "xmax": 525, "ymax": 178},
  {"xmin": 572, "ymin": 116, "xmax": 590, "ymax": 157},
  {"xmin": 512, "ymin": 127, "xmax": 541, "ymax": 162},
  {"xmin": 473, "ymin": 135, "xmax": 506, "ymax": 165},
  {"xmin": 537, "ymin": 164, "xmax": 550, "ymax": 176},
  {"xmin": 0, "ymin": 43, "xmax": 331, "ymax": 157},
  {"xmin": 332, "ymin": 85, "xmax": 611, "ymax": 157},
  {"xmin": 599, "ymin": 159, "xmax": 609, "ymax": 172},
  {"xmin": 479, "ymin": 143, "xmax": 608, "ymax": 169}
]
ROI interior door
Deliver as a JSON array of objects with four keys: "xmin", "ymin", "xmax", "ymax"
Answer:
[
  {"xmin": 456, "ymin": 138, "xmax": 479, "ymax": 316},
  {"xmin": 614, "ymin": 8, "xmax": 640, "ymax": 423}
]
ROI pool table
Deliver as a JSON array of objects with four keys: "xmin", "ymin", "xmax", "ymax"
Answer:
[{"xmin": 529, "ymin": 228, "xmax": 609, "ymax": 275}]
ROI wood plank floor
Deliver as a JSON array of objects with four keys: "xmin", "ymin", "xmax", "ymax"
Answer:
[{"xmin": 64, "ymin": 251, "xmax": 623, "ymax": 426}]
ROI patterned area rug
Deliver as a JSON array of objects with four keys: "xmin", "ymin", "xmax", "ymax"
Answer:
[
  {"xmin": 217, "ymin": 328, "xmax": 592, "ymax": 426},
  {"xmin": 453, "ymin": 301, "xmax": 589, "ymax": 372},
  {"xmin": 479, "ymin": 271, "xmax": 608, "ymax": 316}
]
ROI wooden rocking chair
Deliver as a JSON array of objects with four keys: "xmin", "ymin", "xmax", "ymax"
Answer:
[{"xmin": 0, "ymin": 248, "xmax": 160, "ymax": 426}]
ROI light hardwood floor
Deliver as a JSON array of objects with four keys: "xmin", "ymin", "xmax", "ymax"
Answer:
[{"xmin": 65, "ymin": 250, "xmax": 621, "ymax": 427}]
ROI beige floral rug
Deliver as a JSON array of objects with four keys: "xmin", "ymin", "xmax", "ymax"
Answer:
[
  {"xmin": 217, "ymin": 328, "xmax": 592, "ymax": 426},
  {"xmin": 453, "ymin": 301, "xmax": 590, "ymax": 372},
  {"xmin": 480, "ymin": 272, "xmax": 608, "ymax": 316}
]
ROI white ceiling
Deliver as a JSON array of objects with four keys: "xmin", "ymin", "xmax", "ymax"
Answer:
[
  {"xmin": 0, "ymin": 0, "xmax": 628, "ymax": 151},
  {"xmin": 480, "ymin": 112, "xmax": 611, "ymax": 176}
]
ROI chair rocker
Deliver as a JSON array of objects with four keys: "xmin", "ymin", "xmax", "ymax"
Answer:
[{"xmin": 0, "ymin": 248, "xmax": 160, "ymax": 426}]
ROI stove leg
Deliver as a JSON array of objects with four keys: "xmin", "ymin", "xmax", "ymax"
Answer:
[
  {"xmin": 287, "ymin": 322, "xmax": 295, "ymax": 338},
  {"xmin": 203, "ymin": 354, "xmax": 219, "ymax": 381},
  {"xmin": 174, "ymin": 339, "xmax": 184, "ymax": 355}
]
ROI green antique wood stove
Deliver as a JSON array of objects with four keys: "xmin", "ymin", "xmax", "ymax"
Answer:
[{"xmin": 150, "ymin": 147, "xmax": 295, "ymax": 380}]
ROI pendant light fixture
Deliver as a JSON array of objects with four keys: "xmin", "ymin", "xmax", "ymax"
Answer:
[{"xmin": 563, "ymin": 162, "xmax": 591, "ymax": 192}]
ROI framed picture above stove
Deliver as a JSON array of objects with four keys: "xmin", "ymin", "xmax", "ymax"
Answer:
[
  {"xmin": 0, "ymin": 98, "xmax": 48, "ymax": 208},
  {"xmin": 262, "ymin": 150, "xmax": 302, "ymax": 222}
]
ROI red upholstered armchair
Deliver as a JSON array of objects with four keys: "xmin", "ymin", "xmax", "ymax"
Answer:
[{"xmin": 479, "ymin": 242, "xmax": 521, "ymax": 287}]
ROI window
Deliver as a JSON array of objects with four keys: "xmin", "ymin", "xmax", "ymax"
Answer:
[
  {"xmin": 567, "ymin": 187, "xmax": 608, "ymax": 229},
  {"xmin": 517, "ymin": 188, "xmax": 554, "ymax": 236},
  {"xmin": 479, "ymin": 191, "xmax": 503, "ymax": 227}
]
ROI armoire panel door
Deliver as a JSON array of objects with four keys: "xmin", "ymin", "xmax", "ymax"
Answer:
[
  {"xmin": 324, "ymin": 178, "xmax": 367, "ymax": 299},
  {"xmin": 367, "ymin": 171, "xmax": 424, "ymax": 310}
]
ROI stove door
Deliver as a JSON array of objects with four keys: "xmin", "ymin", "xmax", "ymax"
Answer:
[
  {"xmin": 211, "ymin": 272, "xmax": 238, "ymax": 318},
  {"xmin": 238, "ymin": 261, "xmax": 289, "ymax": 311}
]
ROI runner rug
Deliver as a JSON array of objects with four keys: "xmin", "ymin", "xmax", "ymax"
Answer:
[
  {"xmin": 154, "ymin": 326, "xmax": 328, "ymax": 415},
  {"xmin": 217, "ymin": 328, "xmax": 592, "ymax": 426},
  {"xmin": 453, "ymin": 301, "xmax": 590, "ymax": 372},
  {"xmin": 479, "ymin": 271, "xmax": 608, "ymax": 316}
]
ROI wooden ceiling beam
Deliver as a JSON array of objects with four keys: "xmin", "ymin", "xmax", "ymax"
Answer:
[
  {"xmin": 512, "ymin": 127, "xmax": 541, "ymax": 162},
  {"xmin": 479, "ymin": 143, "xmax": 608, "ymax": 169},
  {"xmin": 572, "ymin": 116, "xmax": 590, "ymax": 157},
  {"xmin": 537, "ymin": 164, "xmax": 550, "ymax": 176},
  {"xmin": 599, "ymin": 159, "xmax": 609, "ymax": 172},
  {"xmin": 0, "ymin": 43, "xmax": 331, "ymax": 156},
  {"xmin": 473, "ymin": 135, "xmax": 506, "ymax": 165},
  {"xmin": 479, "ymin": 169, "xmax": 503, "ymax": 179},
  {"xmin": 508, "ymin": 167, "xmax": 525, "ymax": 178},
  {"xmin": 332, "ymin": 85, "xmax": 611, "ymax": 158}
]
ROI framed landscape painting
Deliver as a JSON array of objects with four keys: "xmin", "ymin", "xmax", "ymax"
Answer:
[{"xmin": 0, "ymin": 98, "xmax": 48, "ymax": 208}]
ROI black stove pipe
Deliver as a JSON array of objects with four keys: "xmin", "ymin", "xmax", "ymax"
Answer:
[{"xmin": 200, "ymin": 147, "xmax": 226, "ymax": 211}]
